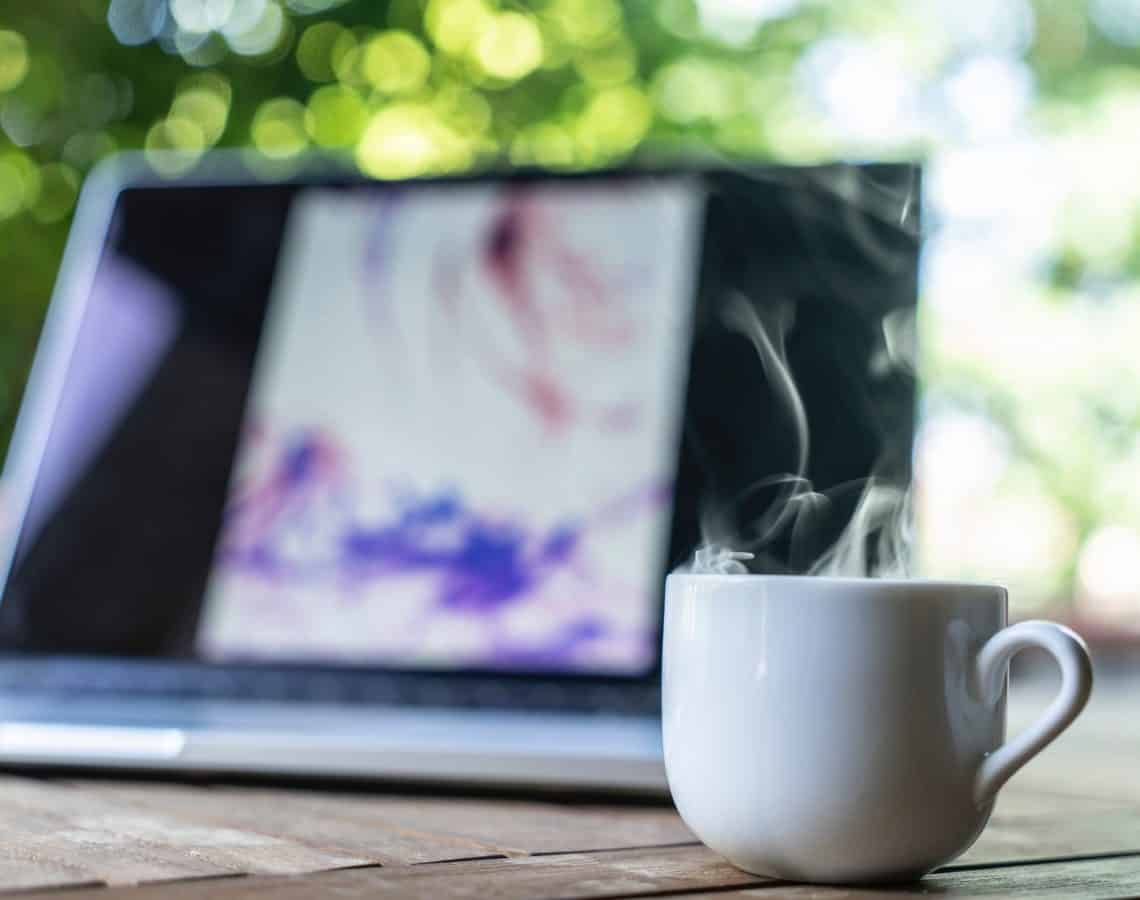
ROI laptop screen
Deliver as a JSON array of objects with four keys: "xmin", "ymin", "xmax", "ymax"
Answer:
[
  {"xmin": 0, "ymin": 165, "xmax": 919, "ymax": 681},
  {"xmin": 197, "ymin": 181, "xmax": 700, "ymax": 673}
]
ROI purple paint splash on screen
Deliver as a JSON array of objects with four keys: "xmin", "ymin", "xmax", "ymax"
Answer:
[
  {"xmin": 212, "ymin": 428, "xmax": 669, "ymax": 667},
  {"xmin": 339, "ymin": 492, "xmax": 572, "ymax": 613}
]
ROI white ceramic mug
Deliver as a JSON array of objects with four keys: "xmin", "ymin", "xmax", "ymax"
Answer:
[{"xmin": 662, "ymin": 574, "xmax": 1093, "ymax": 884}]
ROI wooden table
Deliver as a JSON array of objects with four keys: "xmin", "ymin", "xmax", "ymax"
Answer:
[{"xmin": 0, "ymin": 679, "xmax": 1137, "ymax": 899}]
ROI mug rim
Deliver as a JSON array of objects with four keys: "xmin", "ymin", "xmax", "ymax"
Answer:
[{"xmin": 665, "ymin": 572, "xmax": 1006, "ymax": 592}]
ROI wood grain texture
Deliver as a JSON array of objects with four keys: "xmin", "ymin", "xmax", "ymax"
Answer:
[
  {"xmin": 0, "ymin": 777, "xmax": 1131, "ymax": 895},
  {"xmin": 69, "ymin": 781, "xmax": 509, "ymax": 865},
  {"xmin": 15, "ymin": 844, "xmax": 765, "ymax": 900},
  {"xmin": 29, "ymin": 850, "xmax": 1140, "ymax": 900},
  {"xmin": 0, "ymin": 776, "xmax": 367, "ymax": 886},
  {"xmin": 72, "ymin": 778, "xmax": 1140, "ymax": 870},
  {"xmin": 958, "ymin": 790, "xmax": 1140, "ymax": 865},
  {"xmin": 673, "ymin": 855, "xmax": 1140, "ymax": 898},
  {"xmin": 1005, "ymin": 679, "xmax": 1140, "ymax": 806},
  {"xmin": 72, "ymin": 780, "xmax": 695, "ymax": 861}
]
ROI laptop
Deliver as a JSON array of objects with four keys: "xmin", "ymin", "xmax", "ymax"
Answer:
[{"xmin": 0, "ymin": 154, "xmax": 919, "ymax": 793}]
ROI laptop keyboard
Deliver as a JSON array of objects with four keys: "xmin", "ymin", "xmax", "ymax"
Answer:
[{"xmin": 0, "ymin": 660, "xmax": 661, "ymax": 716}]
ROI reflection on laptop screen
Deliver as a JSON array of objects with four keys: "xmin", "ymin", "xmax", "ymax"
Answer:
[{"xmin": 197, "ymin": 183, "xmax": 701, "ymax": 673}]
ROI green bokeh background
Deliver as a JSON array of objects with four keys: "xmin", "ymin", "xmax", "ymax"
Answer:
[{"xmin": 1, "ymin": 0, "xmax": 1139, "ymax": 620}]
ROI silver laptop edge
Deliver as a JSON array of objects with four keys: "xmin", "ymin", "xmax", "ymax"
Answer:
[{"xmin": 0, "ymin": 698, "xmax": 666, "ymax": 793}]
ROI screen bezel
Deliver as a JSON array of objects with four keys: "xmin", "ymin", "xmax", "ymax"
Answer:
[{"xmin": 0, "ymin": 153, "xmax": 920, "ymax": 698}]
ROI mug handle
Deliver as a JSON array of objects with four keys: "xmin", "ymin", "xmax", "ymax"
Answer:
[{"xmin": 973, "ymin": 620, "xmax": 1093, "ymax": 807}]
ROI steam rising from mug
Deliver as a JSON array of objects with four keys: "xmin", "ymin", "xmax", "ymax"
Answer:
[{"xmin": 687, "ymin": 167, "xmax": 918, "ymax": 579}]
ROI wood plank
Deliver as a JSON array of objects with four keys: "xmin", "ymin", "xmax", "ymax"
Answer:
[
  {"xmin": 71, "ymin": 781, "xmax": 508, "ymax": 865},
  {"xmin": 304, "ymin": 793, "xmax": 695, "ymax": 855},
  {"xmin": 0, "ymin": 776, "xmax": 366, "ymax": 888},
  {"xmin": 1008, "ymin": 752, "xmax": 1140, "ymax": 806},
  {"xmin": 74, "ymin": 781, "xmax": 694, "ymax": 861},
  {"xmin": 1006, "ymin": 678, "xmax": 1140, "ymax": 805},
  {"xmin": 959, "ymin": 789, "xmax": 1140, "ymax": 866},
  {"xmin": 0, "ymin": 785, "xmax": 1136, "ymax": 898},
  {"xmin": 28, "ymin": 779, "xmax": 1138, "ymax": 897},
  {"xmin": 671, "ymin": 854, "xmax": 1140, "ymax": 898},
  {"xmin": 18, "ymin": 844, "xmax": 766, "ymax": 900},
  {"xmin": 34, "ymin": 849, "xmax": 1140, "ymax": 900}
]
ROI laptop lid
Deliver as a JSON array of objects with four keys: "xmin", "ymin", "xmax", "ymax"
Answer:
[{"xmin": 0, "ymin": 156, "xmax": 919, "ymax": 698}]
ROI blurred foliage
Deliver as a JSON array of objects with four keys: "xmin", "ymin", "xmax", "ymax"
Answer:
[{"xmin": 0, "ymin": 0, "xmax": 1139, "ymax": 617}]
